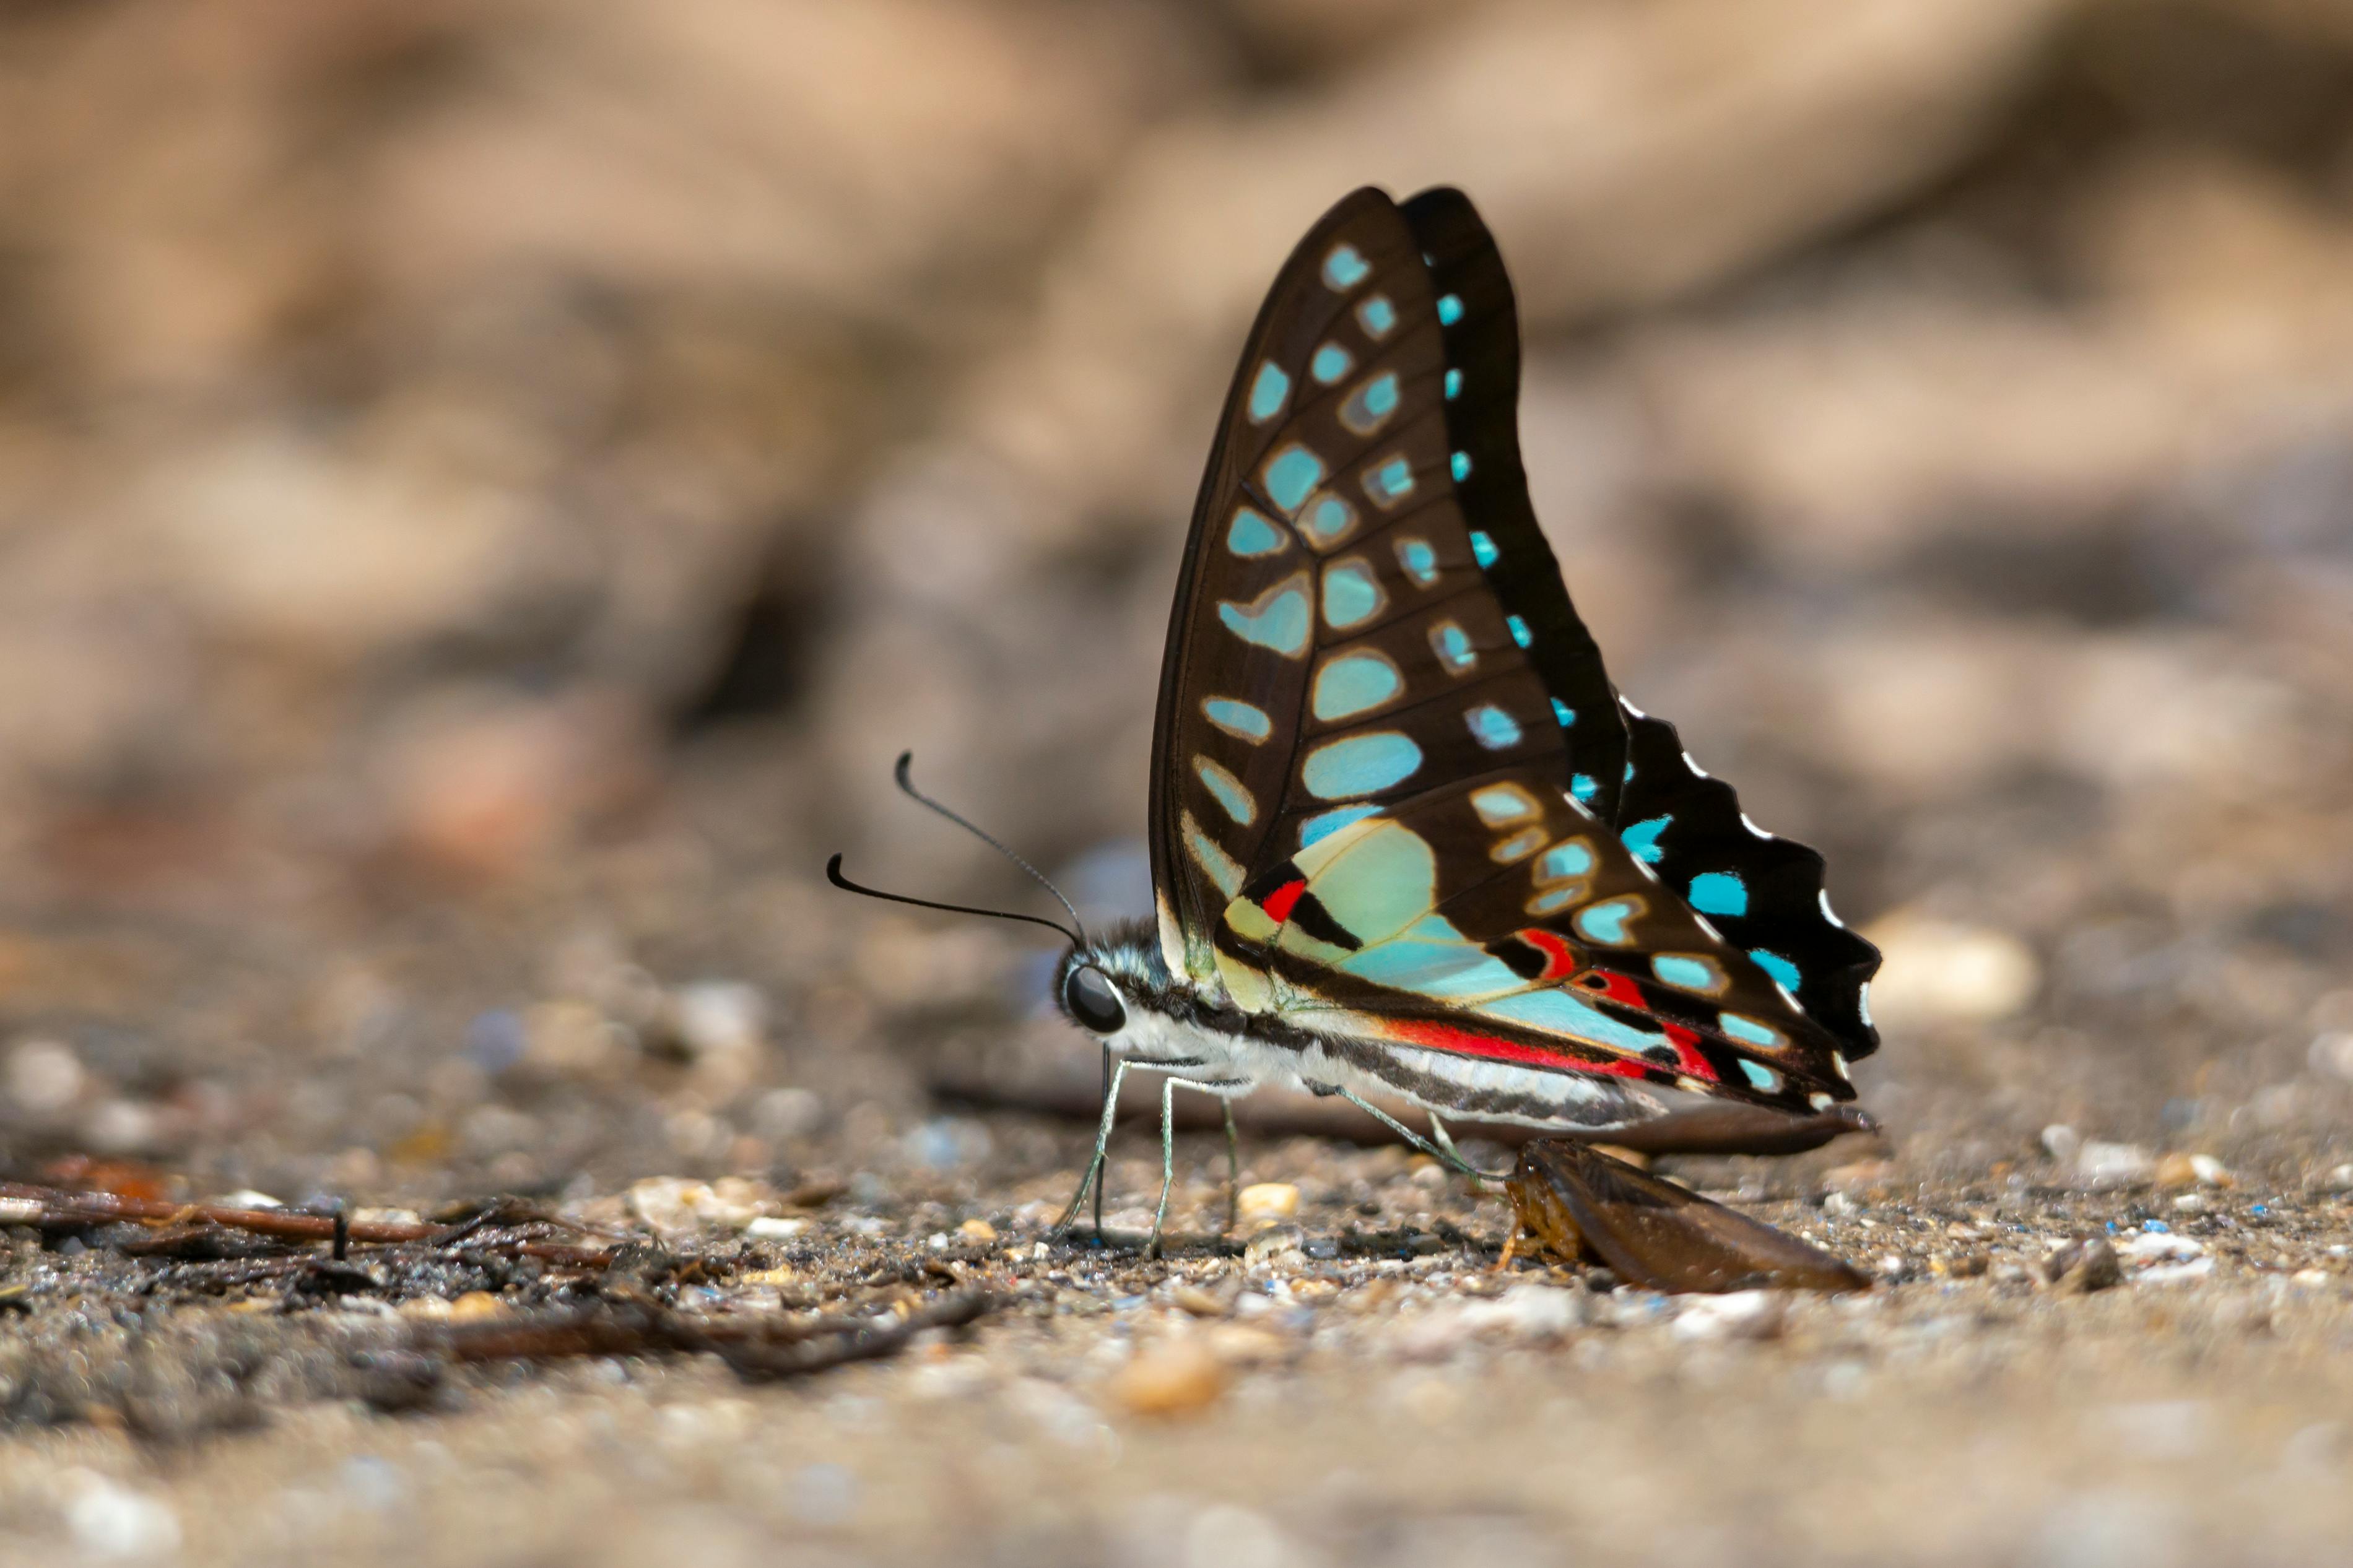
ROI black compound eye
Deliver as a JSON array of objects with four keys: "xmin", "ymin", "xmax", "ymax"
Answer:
[{"xmin": 1063, "ymin": 964, "xmax": 1126, "ymax": 1034}]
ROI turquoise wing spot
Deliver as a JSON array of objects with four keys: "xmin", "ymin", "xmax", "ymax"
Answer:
[
  {"xmin": 1450, "ymin": 451, "xmax": 1472, "ymax": 482},
  {"xmin": 1394, "ymin": 537, "xmax": 1438, "ymax": 586},
  {"xmin": 1525, "ymin": 886, "xmax": 1577, "ymax": 915},
  {"xmin": 1444, "ymin": 368, "xmax": 1462, "ymax": 401},
  {"xmin": 1619, "ymin": 814, "xmax": 1670, "ymax": 864},
  {"xmin": 1321, "ymin": 559, "xmax": 1384, "ymax": 630},
  {"xmin": 1298, "ymin": 803, "xmax": 1380, "ymax": 849},
  {"xmin": 1225, "ymin": 506, "xmax": 1287, "ymax": 558},
  {"xmin": 1687, "ymin": 872, "xmax": 1748, "ymax": 917},
  {"xmin": 1202, "ymin": 698, "xmax": 1272, "ymax": 743},
  {"xmin": 1739, "ymin": 1060, "xmax": 1783, "ymax": 1091},
  {"xmin": 1323, "ymin": 244, "xmax": 1370, "ymax": 290},
  {"xmin": 1652, "ymin": 954, "xmax": 1726, "ymax": 994},
  {"xmin": 1247, "ymin": 361, "xmax": 1289, "ymax": 424},
  {"xmin": 1263, "ymin": 445, "xmax": 1325, "ymax": 514},
  {"xmin": 1552, "ymin": 699, "xmax": 1576, "ymax": 727},
  {"xmin": 1339, "ymin": 373, "xmax": 1400, "ymax": 436},
  {"xmin": 1427, "ymin": 620, "xmax": 1476, "ymax": 674},
  {"xmin": 1362, "ymin": 456, "xmax": 1415, "ymax": 508},
  {"xmin": 1289, "ymin": 816, "xmax": 1435, "ymax": 942},
  {"xmin": 1311, "ymin": 342, "xmax": 1352, "ymax": 384},
  {"xmin": 1217, "ymin": 573, "xmax": 1312, "ymax": 657},
  {"xmin": 1298, "ymin": 492, "xmax": 1358, "ymax": 550},
  {"xmin": 1749, "ymin": 949, "xmax": 1802, "ymax": 992},
  {"xmin": 1573, "ymin": 896, "xmax": 1642, "ymax": 945},
  {"xmin": 1300, "ymin": 732, "xmax": 1422, "ymax": 800},
  {"xmin": 1193, "ymin": 756, "xmax": 1256, "ymax": 827},
  {"xmin": 1490, "ymin": 826, "xmax": 1546, "ymax": 863},
  {"xmin": 1437, "ymin": 293, "xmax": 1464, "ymax": 326},
  {"xmin": 1507, "ymin": 615, "xmax": 1532, "ymax": 648},
  {"xmin": 1476, "ymin": 990, "xmax": 1664, "ymax": 1052},
  {"xmin": 1311, "ymin": 652, "xmax": 1403, "ymax": 721},
  {"xmin": 1719, "ymin": 1013, "xmax": 1786, "ymax": 1049},
  {"xmin": 1464, "ymin": 703, "xmax": 1521, "ymax": 750},
  {"xmin": 1357, "ymin": 295, "xmax": 1397, "ymax": 337},
  {"xmin": 1181, "ymin": 810, "xmax": 1245, "ymax": 898},
  {"xmin": 1570, "ymin": 773, "xmax": 1598, "ymax": 802},
  {"xmin": 1469, "ymin": 784, "xmax": 1540, "ymax": 826},
  {"xmin": 1341, "ymin": 915, "xmax": 1528, "ymax": 1000},
  {"xmin": 1469, "ymin": 531, "xmax": 1498, "ymax": 568},
  {"xmin": 1537, "ymin": 841, "xmax": 1593, "ymax": 882}
]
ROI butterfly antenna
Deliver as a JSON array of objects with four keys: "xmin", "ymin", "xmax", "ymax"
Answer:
[
  {"xmin": 890, "ymin": 751, "xmax": 1089, "ymax": 942},
  {"xmin": 825, "ymin": 855, "xmax": 1082, "ymax": 947}
]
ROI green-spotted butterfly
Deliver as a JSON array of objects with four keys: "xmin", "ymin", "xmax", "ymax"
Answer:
[{"xmin": 836, "ymin": 186, "xmax": 1880, "ymax": 1247}]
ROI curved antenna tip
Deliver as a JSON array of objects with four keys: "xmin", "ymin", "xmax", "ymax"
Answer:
[{"xmin": 893, "ymin": 751, "xmax": 915, "ymax": 786}]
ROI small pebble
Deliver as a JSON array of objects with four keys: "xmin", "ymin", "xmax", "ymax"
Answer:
[
  {"xmin": 1672, "ymin": 1289, "xmax": 1786, "ymax": 1342},
  {"xmin": 448, "ymin": 1291, "xmax": 505, "ymax": 1321},
  {"xmin": 745, "ymin": 1216, "xmax": 810, "ymax": 1240},
  {"xmin": 1243, "ymin": 1225, "xmax": 1304, "ymax": 1267},
  {"xmin": 956, "ymin": 1218, "xmax": 997, "ymax": 1243},
  {"xmin": 66, "ymin": 1475, "xmax": 180, "ymax": 1562},
  {"xmin": 2074, "ymin": 1141, "xmax": 2155, "ymax": 1190},
  {"xmin": 1108, "ymin": 1340, "xmax": 1229, "ymax": 1416},
  {"xmin": 1236, "ymin": 1182, "xmax": 1300, "ymax": 1223},
  {"xmin": 2040, "ymin": 1237, "xmax": 2123, "ymax": 1294}
]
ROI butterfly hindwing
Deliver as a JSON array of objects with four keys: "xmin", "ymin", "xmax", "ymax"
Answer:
[{"xmin": 1210, "ymin": 771, "xmax": 1851, "ymax": 1117}]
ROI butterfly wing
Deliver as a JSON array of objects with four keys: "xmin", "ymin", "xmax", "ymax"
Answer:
[
  {"xmin": 1148, "ymin": 188, "xmax": 1623, "ymax": 983},
  {"xmin": 1149, "ymin": 185, "xmax": 1876, "ymax": 1130}
]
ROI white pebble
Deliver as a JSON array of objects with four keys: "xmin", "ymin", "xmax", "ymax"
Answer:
[
  {"xmin": 4, "ymin": 1037, "xmax": 85, "ymax": 1114},
  {"xmin": 66, "ymin": 1476, "xmax": 180, "ymax": 1561},
  {"xmin": 2074, "ymin": 1141, "xmax": 2156, "ymax": 1190},
  {"xmin": 1672, "ymin": 1289, "xmax": 1786, "ymax": 1342}
]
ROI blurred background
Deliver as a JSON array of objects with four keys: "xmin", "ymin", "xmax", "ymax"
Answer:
[{"xmin": 1, "ymin": 0, "xmax": 2350, "ymax": 1202}]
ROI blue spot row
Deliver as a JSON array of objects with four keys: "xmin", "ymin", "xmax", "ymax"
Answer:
[
  {"xmin": 1688, "ymin": 871, "xmax": 1747, "ymax": 917},
  {"xmin": 1248, "ymin": 362, "xmax": 1289, "ymax": 423},
  {"xmin": 1469, "ymin": 531, "xmax": 1498, "ymax": 568},
  {"xmin": 1450, "ymin": 451, "xmax": 1472, "ymax": 482},
  {"xmin": 1312, "ymin": 343, "xmax": 1351, "ymax": 384},
  {"xmin": 1323, "ymin": 244, "xmax": 1370, "ymax": 290},
  {"xmin": 1619, "ymin": 813, "xmax": 1670, "ymax": 864},
  {"xmin": 1507, "ymin": 615, "xmax": 1531, "ymax": 648},
  {"xmin": 1749, "ymin": 948, "xmax": 1802, "ymax": 992},
  {"xmin": 1264, "ymin": 445, "xmax": 1324, "ymax": 513},
  {"xmin": 1302, "ymin": 731, "xmax": 1422, "ymax": 799},
  {"xmin": 1444, "ymin": 368, "xmax": 1462, "ymax": 401},
  {"xmin": 1552, "ymin": 699, "xmax": 1575, "ymax": 727},
  {"xmin": 1464, "ymin": 703, "xmax": 1521, "ymax": 750},
  {"xmin": 1437, "ymin": 293, "xmax": 1464, "ymax": 326}
]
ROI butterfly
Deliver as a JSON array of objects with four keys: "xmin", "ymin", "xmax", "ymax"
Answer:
[{"xmin": 837, "ymin": 185, "xmax": 1880, "ymax": 1252}]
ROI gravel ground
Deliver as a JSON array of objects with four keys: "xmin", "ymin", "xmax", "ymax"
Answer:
[{"xmin": 2, "ymin": 1115, "xmax": 2350, "ymax": 1567}]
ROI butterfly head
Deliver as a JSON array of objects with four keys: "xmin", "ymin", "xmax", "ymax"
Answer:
[{"xmin": 1052, "ymin": 920, "xmax": 1202, "ymax": 1062}]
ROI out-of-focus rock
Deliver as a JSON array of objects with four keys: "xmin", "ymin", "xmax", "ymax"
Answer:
[
  {"xmin": 1107, "ymin": 1340, "xmax": 1229, "ymax": 1417},
  {"xmin": 1864, "ymin": 914, "xmax": 2040, "ymax": 1025},
  {"xmin": 1673, "ymin": 1289, "xmax": 1788, "ymax": 1341},
  {"xmin": 2040, "ymin": 1237, "xmax": 2124, "ymax": 1294},
  {"xmin": 2310, "ymin": 1033, "xmax": 2353, "ymax": 1082},
  {"xmin": 2074, "ymin": 1141, "xmax": 2158, "ymax": 1191},
  {"xmin": 4, "ymin": 1037, "xmax": 87, "ymax": 1115},
  {"xmin": 1235, "ymin": 1182, "xmax": 1300, "ymax": 1225}
]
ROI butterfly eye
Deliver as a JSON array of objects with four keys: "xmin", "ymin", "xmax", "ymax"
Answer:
[{"xmin": 1063, "ymin": 964, "xmax": 1126, "ymax": 1035}]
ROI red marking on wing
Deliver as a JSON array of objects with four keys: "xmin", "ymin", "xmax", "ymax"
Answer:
[
  {"xmin": 1661, "ymin": 1021, "xmax": 1718, "ymax": 1082},
  {"xmin": 1381, "ymin": 1017, "xmax": 1654, "ymax": 1079},
  {"xmin": 1513, "ymin": 927, "xmax": 1578, "ymax": 983},
  {"xmin": 1261, "ymin": 878, "xmax": 1307, "ymax": 925},
  {"xmin": 1578, "ymin": 971, "xmax": 1651, "ymax": 1011}
]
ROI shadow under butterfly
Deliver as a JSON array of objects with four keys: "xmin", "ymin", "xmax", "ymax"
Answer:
[{"xmin": 832, "ymin": 185, "xmax": 1881, "ymax": 1293}]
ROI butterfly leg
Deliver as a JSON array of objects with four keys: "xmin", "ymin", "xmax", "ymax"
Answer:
[
  {"xmin": 1148, "ymin": 1078, "xmax": 1246, "ymax": 1258},
  {"xmin": 1095, "ymin": 1044, "xmax": 1111, "ymax": 1237},
  {"xmin": 1335, "ymin": 1089, "xmax": 1507, "ymax": 1182},
  {"xmin": 1222, "ymin": 1099, "xmax": 1241, "ymax": 1235},
  {"xmin": 1052, "ymin": 1058, "xmax": 1130, "ymax": 1239}
]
